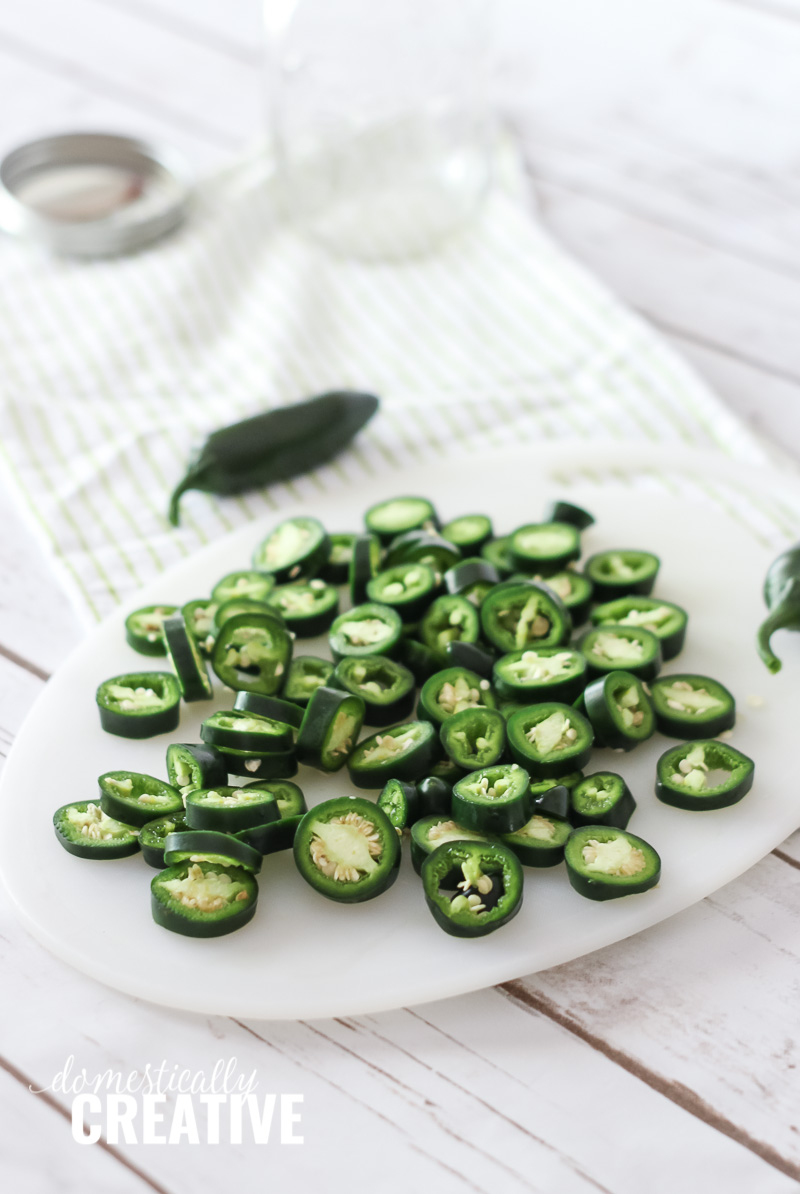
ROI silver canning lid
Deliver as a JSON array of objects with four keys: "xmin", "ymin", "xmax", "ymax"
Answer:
[{"xmin": 0, "ymin": 132, "xmax": 190, "ymax": 256}]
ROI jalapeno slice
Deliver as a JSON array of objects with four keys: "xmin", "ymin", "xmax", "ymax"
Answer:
[
  {"xmin": 253, "ymin": 516, "xmax": 330, "ymax": 583},
  {"xmin": 212, "ymin": 570, "xmax": 275, "ymax": 604},
  {"xmin": 294, "ymin": 796, "xmax": 401, "ymax": 902},
  {"xmin": 201, "ymin": 710, "xmax": 293, "ymax": 753},
  {"xmin": 501, "ymin": 814, "xmax": 572, "ymax": 867},
  {"xmin": 493, "ymin": 646, "xmax": 587, "ymax": 704},
  {"xmin": 366, "ymin": 562, "xmax": 439, "ymax": 621},
  {"xmin": 296, "ymin": 686, "xmax": 365, "ymax": 771},
  {"xmin": 347, "ymin": 720, "xmax": 439, "ymax": 787},
  {"xmin": 585, "ymin": 550, "xmax": 660, "ymax": 601},
  {"xmin": 510, "ymin": 521, "xmax": 581, "ymax": 575},
  {"xmin": 440, "ymin": 707, "xmax": 506, "ymax": 771},
  {"xmin": 422, "ymin": 841, "xmax": 523, "ymax": 938},
  {"xmin": 444, "ymin": 558, "xmax": 500, "ymax": 607},
  {"xmin": 416, "ymin": 774, "xmax": 456, "ymax": 817},
  {"xmin": 331, "ymin": 655, "xmax": 416, "ymax": 727},
  {"xmin": 348, "ymin": 533, "xmax": 382, "ymax": 604},
  {"xmin": 166, "ymin": 743, "xmax": 229, "ymax": 800},
  {"xmin": 182, "ymin": 599, "xmax": 219, "ymax": 656},
  {"xmin": 266, "ymin": 581, "xmax": 339, "ymax": 637},
  {"xmin": 542, "ymin": 499, "xmax": 595, "ymax": 531},
  {"xmin": 410, "ymin": 815, "xmax": 497, "ymax": 875},
  {"xmin": 163, "ymin": 614, "xmax": 213, "ymax": 702},
  {"xmin": 419, "ymin": 594, "xmax": 481, "ymax": 662},
  {"xmin": 579, "ymin": 625, "xmax": 662, "ymax": 682},
  {"xmin": 234, "ymin": 781, "xmax": 308, "ymax": 853},
  {"xmin": 570, "ymin": 772, "xmax": 636, "ymax": 829},
  {"xmin": 481, "ymin": 580, "xmax": 572, "ymax": 653},
  {"xmin": 185, "ymin": 785, "xmax": 280, "ymax": 833},
  {"xmin": 591, "ymin": 596, "xmax": 688, "ymax": 661},
  {"xmin": 163, "ymin": 830, "xmax": 262, "ymax": 873},
  {"xmin": 384, "ymin": 530, "xmax": 461, "ymax": 574},
  {"xmin": 444, "ymin": 642, "xmax": 495, "ymax": 679},
  {"xmin": 528, "ymin": 781, "xmax": 571, "ymax": 820},
  {"xmin": 217, "ymin": 745, "xmax": 298, "ymax": 779},
  {"xmin": 140, "ymin": 812, "xmax": 188, "ymax": 868},
  {"xmin": 98, "ymin": 771, "xmax": 183, "ymax": 827},
  {"xmin": 211, "ymin": 613, "xmax": 292, "ymax": 694},
  {"xmin": 321, "ymin": 533, "xmax": 356, "ymax": 585},
  {"xmin": 507, "ymin": 702, "xmax": 594, "ymax": 778},
  {"xmin": 54, "ymin": 801, "xmax": 140, "ymax": 860},
  {"xmin": 234, "ymin": 690, "xmax": 305, "ymax": 728},
  {"xmin": 365, "ymin": 496, "xmax": 438, "ymax": 544},
  {"xmin": 440, "ymin": 514, "xmax": 493, "ymax": 552},
  {"xmin": 565, "ymin": 826, "xmax": 661, "ymax": 900},
  {"xmin": 655, "ymin": 740, "xmax": 754, "ymax": 810},
  {"xmin": 536, "ymin": 571, "xmax": 593, "ymax": 627},
  {"xmin": 243, "ymin": 779, "xmax": 307, "ymax": 818},
  {"xmin": 329, "ymin": 602, "xmax": 403, "ymax": 662},
  {"xmin": 418, "ymin": 667, "xmax": 497, "ymax": 725},
  {"xmin": 397, "ymin": 637, "xmax": 442, "ymax": 685},
  {"xmin": 214, "ymin": 597, "xmax": 274, "ymax": 631},
  {"xmin": 583, "ymin": 670, "xmax": 655, "ymax": 750},
  {"xmin": 451, "ymin": 763, "xmax": 531, "ymax": 833},
  {"xmin": 281, "ymin": 655, "xmax": 335, "ymax": 707},
  {"xmin": 151, "ymin": 861, "xmax": 258, "ymax": 937},
  {"xmin": 482, "ymin": 535, "xmax": 516, "ymax": 579},
  {"xmin": 125, "ymin": 605, "xmax": 177, "ymax": 656},
  {"xmin": 650, "ymin": 674, "xmax": 736, "ymax": 739},
  {"xmin": 378, "ymin": 777, "xmax": 419, "ymax": 835},
  {"xmin": 96, "ymin": 671, "xmax": 181, "ymax": 739}
]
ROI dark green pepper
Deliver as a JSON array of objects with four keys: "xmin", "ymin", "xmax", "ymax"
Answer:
[
  {"xmin": 421, "ymin": 840, "xmax": 523, "ymax": 938},
  {"xmin": 757, "ymin": 544, "xmax": 800, "ymax": 674}
]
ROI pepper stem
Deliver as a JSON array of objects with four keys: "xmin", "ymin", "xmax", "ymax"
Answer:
[
  {"xmin": 168, "ymin": 476, "xmax": 191, "ymax": 527},
  {"xmin": 756, "ymin": 579, "xmax": 800, "ymax": 674}
]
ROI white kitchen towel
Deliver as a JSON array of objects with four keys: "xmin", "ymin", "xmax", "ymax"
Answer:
[{"xmin": 0, "ymin": 144, "xmax": 791, "ymax": 625}]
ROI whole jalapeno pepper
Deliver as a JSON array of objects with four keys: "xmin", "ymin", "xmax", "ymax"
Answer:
[{"xmin": 756, "ymin": 543, "xmax": 800, "ymax": 674}]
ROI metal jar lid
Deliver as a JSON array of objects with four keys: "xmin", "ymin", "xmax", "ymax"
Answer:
[{"xmin": 0, "ymin": 132, "xmax": 191, "ymax": 257}]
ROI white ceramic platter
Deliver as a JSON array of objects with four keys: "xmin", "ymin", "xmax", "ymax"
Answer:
[{"xmin": 1, "ymin": 442, "xmax": 798, "ymax": 1020}]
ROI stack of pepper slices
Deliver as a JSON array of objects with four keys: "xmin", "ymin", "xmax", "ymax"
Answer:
[{"xmin": 55, "ymin": 497, "xmax": 755, "ymax": 939}]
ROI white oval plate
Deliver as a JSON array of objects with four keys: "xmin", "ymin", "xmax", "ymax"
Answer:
[{"xmin": 1, "ymin": 442, "xmax": 798, "ymax": 1019}]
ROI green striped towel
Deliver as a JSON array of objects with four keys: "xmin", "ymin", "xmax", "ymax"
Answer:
[{"xmin": 0, "ymin": 146, "xmax": 789, "ymax": 625}]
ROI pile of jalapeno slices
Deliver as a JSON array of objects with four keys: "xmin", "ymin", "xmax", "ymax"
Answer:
[{"xmin": 70, "ymin": 495, "xmax": 754, "ymax": 940}]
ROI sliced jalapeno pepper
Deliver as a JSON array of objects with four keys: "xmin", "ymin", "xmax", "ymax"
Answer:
[
  {"xmin": 163, "ymin": 614, "xmax": 213, "ymax": 702},
  {"xmin": 444, "ymin": 557, "xmax": 500, "ymax": 607},
  {"xmin": 440, "ymin": 707, "xmax": 506, "ymax": 771},
  {"xmin": 140, "ymin": 812, "xmax": 188, "ymax": 869},
  {"xmin": 591, "ymin": 596, "xmax": 688, "ymax": 661},
  {"xmin": 493, "ymin": 646, "xmax": 587, "ymax": 705},
  {"xmin": 536, "ymin": 571, "xmax": 593, "ymax": 627},
  {"xmin": 217, "ymin": 745, "xmax": 298, "ymax": 779},
  {"xmin": 321, "ymin": 533, "xmax": 357, "ymax": 585},
  {"xmin": 451, "ymin": 763, "xmax": 531, "ymax": 833},
  {"xmin": 252, "ymin": 516, "xmax": 330, "ymax": 583},
  {"xmin": 480, "ymin": 580, "xmax": 572, "ymax": 653},
  {"xmin": 481, "ymin": 536, "xmax": 514, "ymax": 577},
  {"xmin": 655, "ymin": 740, "xmax": 754, "ymax": 810},
  {"xmin": 410, "ymin": 815, "xmax": 498, "ymax": 875},
  {"xmin": 347, "ymin": 720, "xmax": 439, "ymax": 788},
  {"xmin": 211, "ymin": 612, "xmax": 292, "ymax": 695},
  {"xmin": 125, "ymin": 605, "xmax": 177, "ymax": 656},
  {"xmin": 331, "ymin": 655, "xmax": 416, "ymax": 727},
  {"xmin": 583, "ymin": 670, "xmax": 655, "ymax": 750},
  {"xmin": 166, "ymin": 742, "xmax": 228, "ymax": 800},
  {"xmin": 418, "ymin": 666, "xmax": 497, "ymax": 725},
  {"xmin": 201, "ymin": 710, "xmax": 293, "ymax": 753},
  {"xmin": 384, "ymin": 530, "xmax": 460, "ymax": 574},
  {"xmin": 378, "ymin": 777, "xmax": 419, "ymax": 835},
  {"xmin": 416, "ymin": 774, "xmax": 456, "ymax": 817},
  {"xmin": 182, "ymin": 599, "xmax": 219, "ymax": 656},
  {"xmin": 164, "ymin": 829, "xmax": 262, "ymax": 873},
  {"xmin": 329, "ymin": 602, "xmax": 403, "ymax": 662},
  {"xmin": 349, "ymin": 533, "xmax": 382, "ymax": 605},
  {"xmin": 585, "ymin": 550, "xmax": 660, "ymax": 601},
  {"xmin": 54, "ymin": 801, "xmax": 140, "ymax": 860},
  {"xmin": 579, "ymin": 625, "xmax": 662, "ymax": 682},
  {"xmin": 234, "ymin": 781, "xmax": 308, "ymax": 853},
  {"xmin": 440, "ymin": 514, "xmax": 493, "ymax": 552},
  {"xmin": 281, "ymin": 654, "xmax": 335, "ymax": 707},
  {"xmin": 365, "ymin": 496, "xmax": 438, "ymax": 543},
  {"xmin": 151, "ymin": 861, "xmax": 258, "ymax": 937},
  {"xmin": 96, "ymin": 671, "xmax": 181, "ymax": 739},
  {"xmin": 542, "ymin": 499, "xmax": 595, "ymax": 531},
  {"xmin": 212, "ymin": 570, "xmax": 275, "ymax": 604},
  {"xmin": 419, "ymin": 594, "xmax": 481, "ymax": 662},
  {"xmin": 506, "ymin": 702, "xmax": 594, "ymax": 778},
  {"xmin": 444, "ymin": 640, "xmax": 495, "ymax": 677},
  {"xmin": 293, "ymin": 796, "xmax": 401, "ymax": 902},
  {"xmin": 570, "ymin": 772, "xmax": 636, "ymax": 829},
  {"xmin": 397, "ymin": 637, "xmax": 442, "ymax": 685},
  {"xmin": 185, "ymin": 785, "xmax": 280, "ymax": 833},
  {"xmin": 528, "ymin": 781, "xmax": 571, "ymax": 820},
  {"xmin": 267, "ymin": 580, "xmax": 339, "ymax": 637},
  {"xmin": 565, "ymin": 826, "xmax": 661, "ymax": 900},
  {"xmin": 98, "ymin": 771, "xmax": 183, "ymax": 827},
  {"xmin": 234, "ymin": 690, "xmax": 304, "ymax": 728},
  {"xmin": 422, "ymin": 840, "xmax": 523, "ymax": 938},
  {"xmin": 296, "ymin": 686, "xmax": 365, "ymax": 771},
  {"xmin": 366, "ymin": 562, "xmax": 439, "ymax": 621},
  {"xmin": 510, "ymin": 521, "xmax": 581, "ymax": 575},
  {"xmin": 649, "ymin": 674, "xmax": 736, "ymax": 739},
  {"xmin": 501, "ymin": 814, "xmax": 572, "ymax": 867},
  {"xmin": 214, "ymin": 597, "xmax": 274, "ymax": 631}
]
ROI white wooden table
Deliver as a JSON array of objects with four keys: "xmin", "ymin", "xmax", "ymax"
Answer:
[{"xmin": 2, "ymin": 2, "xmax": 800, "ymax": 1190}]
